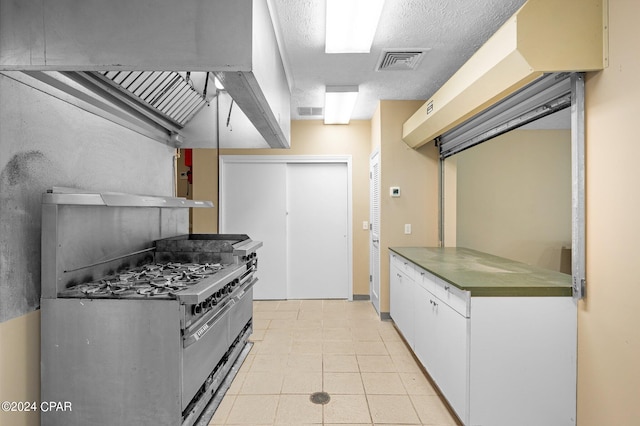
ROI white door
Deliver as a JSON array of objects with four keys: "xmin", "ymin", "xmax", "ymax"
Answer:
[
  {"xmin": 287, "ymin": 163, "xmax": 349, "ymax": 299},
  {"xmin": 220, "ymin": 162, "xmax": 287, "ymax": 299},
  {"xmin": 369, "ymin": 151, "xmax": 381, "ymax": 313},
  {"xmin": 220, "ymin": 156, "xmax": 351, "ymax": 300}
]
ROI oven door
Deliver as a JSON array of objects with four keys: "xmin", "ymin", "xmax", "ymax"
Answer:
[
  {"xmin": 181, "ymin": 301, "xmax": 231, "ymax": 410},
  {"xmin": 229, "ymin": 277, "xmax": 258, "ymax": 340}
]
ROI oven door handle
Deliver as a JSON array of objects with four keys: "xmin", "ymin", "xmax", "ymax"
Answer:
[
  {"xmin": 238, "ymin": 269, "xmax": 255, "ymax": 286},
  {"xmin": 232, "ymin": 277, "xmax": 258, "ymax": 302},
  {"xmin": 183, "ymin": 302, "xmax": 232, "ymax": 349}
]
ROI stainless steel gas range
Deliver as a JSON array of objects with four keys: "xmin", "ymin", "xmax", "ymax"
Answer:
[{"xmin": 40, "ymin": 188, "xmax": 261, "ymax": 426}]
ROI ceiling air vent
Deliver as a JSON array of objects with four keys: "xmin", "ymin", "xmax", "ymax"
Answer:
[
  {"xmin": 376, "ymin": 49, "xmax": 429, "ymax": 71},
  {"xmin": 297, "ymin": 107, "xmax": 324, "ymax": 117}
]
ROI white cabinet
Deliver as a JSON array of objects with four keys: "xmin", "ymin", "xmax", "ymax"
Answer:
[
  {"xmin": 389, "ymin": 251, "xmax": 577, "ymax": 426},
  {"xmin": 468, "ymin": 297, "xmax": 577, "ymax": 426},
  {"xmin": 413, "ymin": 285, "xmax": 437, "ymax": 371},
  {"xmin": 413, "ymin": 272, "xmax": 469, "ymax": 421},
  {"xmin": 389, "ymin": 253, "xmax": 415, "ymax": 348},
  {"xmin": 434, "ymin": 292, "xmax": 468, "ymax": 418}
]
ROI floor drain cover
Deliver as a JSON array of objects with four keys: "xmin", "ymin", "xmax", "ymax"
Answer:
[{"xmin": 309, "ymin": 391, "xmax": 331, "ymax": 405}]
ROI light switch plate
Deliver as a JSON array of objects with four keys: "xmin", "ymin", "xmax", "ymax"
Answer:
[{"xmin": 404, "ymin": 224, "xmax": 412, "ymax": 234}]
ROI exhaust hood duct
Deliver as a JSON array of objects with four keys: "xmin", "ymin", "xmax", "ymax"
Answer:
[
  {"xmin": 0, "ymin": 0, "xmax": 291, "ymax": 149},
  {"xmin": 402, "ymin": 0, "xmax": 605, "ymax": 149}
]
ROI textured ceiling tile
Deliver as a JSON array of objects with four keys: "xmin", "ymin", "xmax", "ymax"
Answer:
[{"xmin": 270, "ymin": 0, "xmax": 527, "ymax": 119}]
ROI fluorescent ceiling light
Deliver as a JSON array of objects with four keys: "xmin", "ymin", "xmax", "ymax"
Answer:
[
  {"xmin": 324, "ymin": 86, "xmax": 359, "ymax": 125},
  {"xmin": 325, "ymin": 0, "xmax": 385, "ymax": 53}
]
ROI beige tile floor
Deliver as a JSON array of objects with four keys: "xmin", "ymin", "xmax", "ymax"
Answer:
[{"xmin": 209, "ymin": 299, "xmax": 460, "ymax": 426}]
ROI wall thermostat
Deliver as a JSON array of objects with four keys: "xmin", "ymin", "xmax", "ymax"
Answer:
[{"xmin": 390, "ymin": 186, "xmax": 401, "ymax": 197}]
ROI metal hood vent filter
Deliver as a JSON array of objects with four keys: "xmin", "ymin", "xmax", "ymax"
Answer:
[
  {"xmin": 376, "ymin": 49, "xmax": 429, "ymax": 71},
  {"xmin": 97, "ymin": 71, "xmax": 208, "ymax": 127}
]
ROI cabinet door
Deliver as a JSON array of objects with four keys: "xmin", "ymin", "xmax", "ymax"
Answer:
[
  {"xmin": 390, "ymin": 265, "xmax": 401, "ymax": 323},
  {"xmin": 399, "ymin": 270, "xmax": 415, "ymax": 347},
  {"xmin": 415, "ymin": 284, "xmax": 469, "ymax": 423},
  {"xmin": 414, "ymin": 285, "xmax": 438, "ymax": 373},
  {"xmin": 435, "ymin": 299, "xmax": 469, "ymax": 422},
  {"xmin": 389, "ymin": 256, "xmax": 414, "ymax": 347}
]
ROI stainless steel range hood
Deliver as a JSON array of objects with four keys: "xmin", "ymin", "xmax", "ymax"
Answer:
[{"xmin": 0, "ymin": 0, "xmax": 291, "ymax": 149}]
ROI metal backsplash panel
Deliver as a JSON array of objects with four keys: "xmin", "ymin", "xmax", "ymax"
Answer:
[{"xmin": 41, "ymin": 204, "xmax": 188, "ymax": 298}]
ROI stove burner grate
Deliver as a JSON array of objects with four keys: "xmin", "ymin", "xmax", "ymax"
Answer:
[{"xmin": 60, "ymin": 262, "xmax": 224, "ymax": 298}]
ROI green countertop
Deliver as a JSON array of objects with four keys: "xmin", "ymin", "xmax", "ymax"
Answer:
[{"xmin": 389, "ymin": 247, "xmax": 573, "ymax": 297}]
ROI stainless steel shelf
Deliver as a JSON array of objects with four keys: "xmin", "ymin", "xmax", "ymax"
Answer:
[{"xmin": 42, "ymin": 187, "xmax": 213, "ymax": 208}]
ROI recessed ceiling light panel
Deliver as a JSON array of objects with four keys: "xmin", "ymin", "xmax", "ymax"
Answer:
[
  {"xmin": 324, "ymin": 86, "xmax": 359, "ymax": 124},
  {"xmin": 325, "ymin": 0, "xmax": 385, "ymax": 54}
]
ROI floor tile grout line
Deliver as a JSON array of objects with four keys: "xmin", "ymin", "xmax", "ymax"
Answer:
[
  {"xmin": 321, "ymin": 309, "xmax": 325, "ymax": 425},
  {"xmin": 223, "ymin": 300, "xmax": 456, "ymax": 425}
]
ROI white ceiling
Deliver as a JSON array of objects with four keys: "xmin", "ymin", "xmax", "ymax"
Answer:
[{"xmin": 269, "ymin": 0, "xmax": 528, "ymax": 121}]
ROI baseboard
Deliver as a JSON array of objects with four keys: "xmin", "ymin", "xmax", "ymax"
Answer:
[{"xmin": 352, "ymin": 294, "xmax": 370, "ymax": 301}]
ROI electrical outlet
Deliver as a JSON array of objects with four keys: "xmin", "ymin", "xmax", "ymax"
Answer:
[
  {"xmin": 404, "ymin": 224, "xmax": 412, "ymax": 234},
  {"xmin": 363, "ymin": 221, "xmax": 369, "ymax": 230}
]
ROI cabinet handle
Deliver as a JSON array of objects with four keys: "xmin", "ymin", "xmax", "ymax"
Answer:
[{"xmin": 444, "ymin": 285, "xmax": 450, "ymax": 291}]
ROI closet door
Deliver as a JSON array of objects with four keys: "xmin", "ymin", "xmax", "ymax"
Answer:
[
  {"xmin": 221, "ymin": 157, "xmax": 350, "ymax": 300},
  {"xmin": 220, "ymin": 161, "xmax": 287, "ymax": 300},
  {"xmin": 286, "ymin": 162, "xmax": 349, "ymax": 299}
]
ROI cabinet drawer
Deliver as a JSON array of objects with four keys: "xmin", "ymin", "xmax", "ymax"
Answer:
[
  {"xmin": 390, "ymin": 253, "xmax": 417, "ymax": 281},
  {"xmin": 434, "ymin": 277, "xmax": 470, "ymax": 318},
  {"xmin": 416, "ymin": 267, "xmax": 437, "ymax": 294}
]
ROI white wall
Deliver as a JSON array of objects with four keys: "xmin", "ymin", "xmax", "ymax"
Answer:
[
  {"xmin": 0, "ymin": 71, "xmax": 176, "ymax": 426},
  {"xmin": 579, "ymin": 0, "xmax": 640, "ymax": 423},
  {"xmin": 455, "ymin": 129, "xmax": 571, "ymax": 272},
  {"xmin": 0, "ymin": 72, "xmax": 176, "ymax": 322},
  {"xmin": 375, "ymin": 101, "xmax": 440, "ymax": 314}
]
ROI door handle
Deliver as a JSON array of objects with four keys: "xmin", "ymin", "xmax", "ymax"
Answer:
[{"xmin": 183, "ymin": 302, "xmax": 232, "ymax": 348}]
